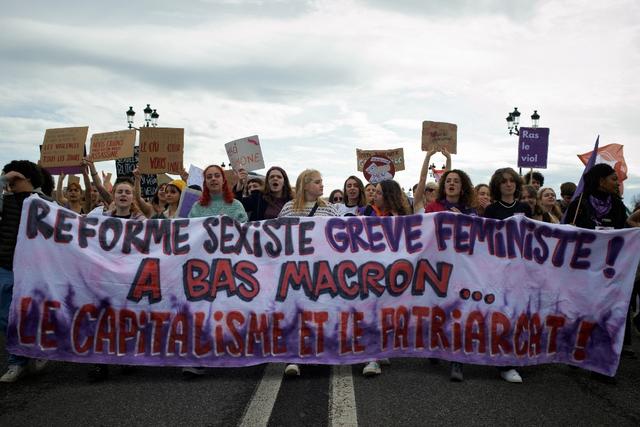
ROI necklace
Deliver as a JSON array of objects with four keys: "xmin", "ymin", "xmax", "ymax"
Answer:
[{"xmin": 498, "ymin": 200, "xmax": 517, "ymax": 209}]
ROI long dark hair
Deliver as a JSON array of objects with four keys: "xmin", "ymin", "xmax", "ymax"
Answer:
[
  {"xmin": 343, "ymin": 175, "xmax": 366, "ymax": 207},
  {"xmin": 378, "ymin": 180, "xmax": 411, "ymax": 215},
  {"xmin": 263, "ymin": 166, "xmax": 293, "ymax": 206}
]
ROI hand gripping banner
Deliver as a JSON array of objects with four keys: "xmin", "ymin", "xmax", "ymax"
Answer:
[{"xmin": 8, "ymin": 197, "xmax": 640, "ymax": 375}]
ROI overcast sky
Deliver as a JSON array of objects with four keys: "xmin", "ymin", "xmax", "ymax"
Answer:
[{"xmin": 1, "ymin": 0, "xmax": 638, "ymax": 201}]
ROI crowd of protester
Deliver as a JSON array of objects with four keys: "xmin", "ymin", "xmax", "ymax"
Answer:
[{"xmin": 1, "ymin": 151, "xmax": 639, "ymax": 384}]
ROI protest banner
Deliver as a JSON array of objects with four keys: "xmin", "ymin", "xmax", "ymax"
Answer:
[
  {"xmin": 8, "ymin": 199, "xmax": 640, "ymax": 376},
  {"xmin": 138, "ymin": 127, "xmax": 184, "ymax": 174},
  {"xmin": 224, "ymin": 136, "xmax": 265, "ymax": 172},
  {"xmin": 89, "ymin": 130, "xmax": 136, "ymax": 162},
  {"xmin": 517, "ymin": 127, "xmax": 550, "ymax": 169},
  {"xmin": 40, "ymin": 127, "xmax": 88, "ymax": 175},
  {"xmin": 115, "ymin": 146, "xmax": 157, "ymax": 198},
  {"xmin": 577, "ymin": 143, "xmax": 627, "ymax": 195},
  {"xmin": 421, "ymin": 121, "xmax": 457, "ymax": 154},
  {"xmin": 356, "ymin": 148, "xmax": 405, "ymax": 172}
]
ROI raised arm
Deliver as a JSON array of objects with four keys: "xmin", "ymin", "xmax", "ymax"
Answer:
[
  {"xmin": 85, "ymin": 158, "xmax": 112, "ymax": 205},
  {"xmin": 55, "ymin": 172, "xmax": 68, "ymax": 206},
  {"xmin": 133, "ymin": 167, "xmax": 153, "ymax": 218},
  {"xmin": 413, "ymin": 148, "xmax": 437, "ymax": 213},
  {"xmin": 442, "ymin": 147, "xmax": 452, "ymax": 171},
  {"xmin": 81, "ymin": 162, "xmax": 93, "ymax": 213}
]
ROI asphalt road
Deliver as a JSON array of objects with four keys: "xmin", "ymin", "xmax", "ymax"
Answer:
[{"xmin": 1, "ymin": 331, "xmax": 639, "ymax": 426}]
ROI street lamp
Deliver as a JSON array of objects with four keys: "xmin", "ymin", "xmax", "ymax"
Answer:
[
  {"xmin": 506, "ymin": 107, "xmax": 540, "ymax": 135},
  {"xmin": 125, "ymin": 104, "xmax": 160, "ymax": 129}
]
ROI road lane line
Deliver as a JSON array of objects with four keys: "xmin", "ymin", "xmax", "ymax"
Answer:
[
  {"xmin": 239, "ymin": 363, "xmax": 285, "ymax": 427},
  {"xmin": 329, "ymin": 365, "xmax": 358, "ymax": 427}
]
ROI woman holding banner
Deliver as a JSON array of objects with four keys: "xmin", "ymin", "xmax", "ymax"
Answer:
[
  {"xmin": 359, "ymin": 179, "xmax": 411, "ymax": 376},
  {"xmin": 482, "ymin": 167, "xmax": 530, "ymax": 383},
  {"xmin": 278, "ymin": 169, "xmax": 339, "ymax": 376},
  {"xmin": 422, "ymin": 170, "xmax": 476, "ymax": 381},
  {"xmin": 182, "ymin": 164, "xmax": 248, "ymax": 378},
  {"xmin": 87, "ymin": 177, "xmax": 145, "ymax": 381},
  {"xmin": 565, "ymin": 163, "xmax": 633, "ymax": 362}
]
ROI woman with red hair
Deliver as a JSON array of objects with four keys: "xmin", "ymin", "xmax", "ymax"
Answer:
[
  {"xmin": 184, "ymin": 164, "xmax": 247, "ymax": 378},
  {"xmin": 188, "ymin": 164, "xmax": 248, "ymax": 222}
]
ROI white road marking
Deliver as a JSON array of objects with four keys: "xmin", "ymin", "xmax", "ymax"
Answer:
[
  {"xmin": 239, "ymin": 363, "xmax": 285, "ymax": 427},
  {"xmin": 329, "ymin": 365, "xmax": 358, "ymax": 427}
]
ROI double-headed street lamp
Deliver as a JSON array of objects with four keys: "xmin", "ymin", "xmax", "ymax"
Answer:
[
  {"xmin": 506, "ymin": 107, "xmax": 540, "ymax": 135},
  {"xmin": 506, "ymin": 108, "xmax": 541, "ymax": 175},
  {"xmin": 126, "ymin": 104, "xmax": 159, "ymax": 129}
]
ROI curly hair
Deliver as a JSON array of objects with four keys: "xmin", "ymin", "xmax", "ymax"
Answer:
[
  {"xmin": 2, "ymin": 160, "xmax": 43, "ymax": 189},
  {"xmin": 199, "ymin": 164, "xmax": 234, "ymax": 205},
  {"xmin": 489, "ymin": 167, "xmax": 523, "ymax": 201},
  {"xmin": 436, "ymin": 169, "xmax": 475, "ymax": 208},
  {"xmin": 378, "ymin": 180, "xmax": 411, "ymax": 215}
]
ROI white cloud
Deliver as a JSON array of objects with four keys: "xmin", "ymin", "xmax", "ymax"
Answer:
[{"xmin": 1, "ymin": 0, "xmax": 639, "ymax": 202}]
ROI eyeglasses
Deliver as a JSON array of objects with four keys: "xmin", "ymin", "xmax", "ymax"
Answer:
[
  {"xmin": 332, "ymin": 197, "xmax": 343, "ymax": 202},
  {"xmin": 425, "ymin": 188, "xmax": 436, "ymax": 193}
]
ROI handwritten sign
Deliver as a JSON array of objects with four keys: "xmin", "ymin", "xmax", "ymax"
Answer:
[
  {"xmin": 115, "ymin": 146, "xmax": 157, "ymax": 198},
  {"xmin": 517, "ymin": 127, "xmax": 550, "ymax": 169},
  {"xmin": 9, "ymin": 201, "xmax": 640, "ymax": 377},
  {"xmin": 363, "ymin": 155, "xmax": 395, "ymax": 184},
  {"xmin": 356, "ymin": 148, "xmax": 405, "ymax": 172},
  {"xmin": 421, "ymin": 121, "xmax": 457, "ymax": 154},
  {"xmin": 90, "ymin": 130, "xmax": 136, "ymax": 162},
  {"xmin": 138, "ymin": 127, "xmax": 184, "ymax": 174},
  {"xmin": 40, "ymin": 127, "xmax": 88, "ymax": 173},
  {"xmin": 225, "ymin": 135, "xmax": 265, "ymax": 172}
]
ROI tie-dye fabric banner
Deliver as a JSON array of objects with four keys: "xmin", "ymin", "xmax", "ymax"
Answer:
[{"xmin": 8, "ymin": 197, "xmax": 640, "ymax": 376}]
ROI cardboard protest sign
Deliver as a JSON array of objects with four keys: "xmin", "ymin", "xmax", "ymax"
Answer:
[
  {"xmin": 66, "ymin": 175, "xmax": 81, "ymax": 186},
  {"xmin": 115, "ymin": 146, "xmax": 157, "ymax": 198},
  {"xmin": 517, "ymin": 127, "xmax": 550, "ymax": 169},
  {"xmin": 10, "ymin": 200, "xmax": 640, "ymax": 377},
  {"xmin": 138, "ymin": 127, "xmax": 184, "ymax": 174},
  {"xmin": 356, "ymin": 148, "xmax": 405, "ymax": 172},
  {"xmin": 40, "ymin": 126, "xmax": 88, "ymax": 174},
  {"xmin": 89, "ymin": 130, "xmax": 136, "ymax": 162},
  {"xmin": 421, "ymin": 121, "xmax": 457, "ymax": 154},
  {"xmin": 363, "ymin": 156, "xmax": 395, "ymax": 184},
  {"xmin": 225, "ymin": 135, "xmax": 265, "ymax": 172}
]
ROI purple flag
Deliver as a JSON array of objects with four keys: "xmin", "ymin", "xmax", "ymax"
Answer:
[
  {"xmin": 572, "ymin": 135, "xmax": 600, "ymax": 203},
  {"xmin": 562, "ymin": 136, "xmax": 599, "ymax": 223}
]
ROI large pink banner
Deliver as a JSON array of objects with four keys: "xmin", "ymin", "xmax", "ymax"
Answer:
[{"xmin": 7, "ymin": 197, "xmax": 640, "ymax": 375}]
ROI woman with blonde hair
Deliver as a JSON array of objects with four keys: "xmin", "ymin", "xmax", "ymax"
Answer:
[
  {"xmin": 278, "ymin": 169, "xmax": 338, "ymax": 376},
  {"xmin": 278, "ymin": 169, "xmax": 340, "ymax": 218},
  {"xmin": 537, "ymin": 187, "xmax": 561, "ymax": 223}
]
